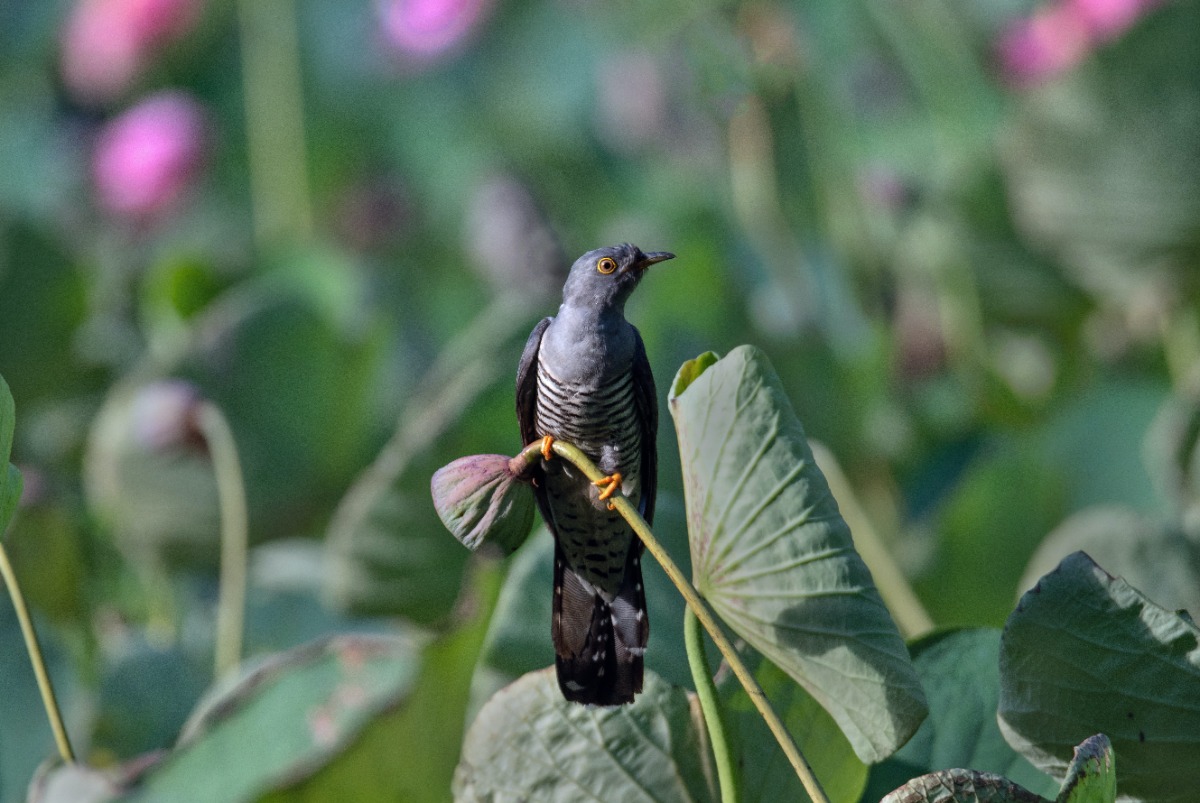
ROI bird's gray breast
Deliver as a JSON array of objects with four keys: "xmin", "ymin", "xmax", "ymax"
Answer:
[{"xmin": 534, "ymin": 315, "xmax": 643, "ymax": 593}]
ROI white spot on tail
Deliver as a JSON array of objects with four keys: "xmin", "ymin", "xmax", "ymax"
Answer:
[{"xmin": 627, "ymin": 647, "xmax": 646, "ymax": 657}]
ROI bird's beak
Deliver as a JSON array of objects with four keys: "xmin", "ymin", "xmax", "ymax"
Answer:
[{"xmin": 634, "ymin": 251, "xmax": 675, "ymax": 272}]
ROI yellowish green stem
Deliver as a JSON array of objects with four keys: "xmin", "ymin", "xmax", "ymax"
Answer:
[
  {"xmin": 0, "ymin": 537, "xmax": 75, "ymax": 763},
  {"xmin": 517, "ymin": 439, "xmax": 831, "ymax": 803},
  {"xmin": 198, "ymin": 402, "xmax": 250, "ymax": 678},
  {"xmin": 237, "ymin": 0, "xmax": 313, "ymax": 248}
]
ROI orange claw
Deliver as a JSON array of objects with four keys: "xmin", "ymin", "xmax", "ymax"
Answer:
[
  {"xmin": 540, "ymin": 435, "xmax": 555, "ymax": 461},
  {"xmin": 593, "ymin": 472, "xmax": 622, "ymax": 502}
]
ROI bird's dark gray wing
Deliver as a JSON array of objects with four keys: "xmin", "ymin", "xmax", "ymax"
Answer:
[
  {"xmin": 516, "ymin": 317, "xmax": 554, "ymax": 530},
  {"xmin": 516, "ymin": 316, "xmax": 552, "ymax": 450},
  {"xmin": 631, "ymin": 328, "xmax": 657, "ymax": 526}
]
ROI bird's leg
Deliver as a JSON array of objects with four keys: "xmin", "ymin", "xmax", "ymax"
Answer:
[
  {"xmin": 593, "ymin": 472, "xmax": 623, "ymax": 504},
  {"xmin": 540, "ymin": 435, "xmax": 555, "ymax": 461}
]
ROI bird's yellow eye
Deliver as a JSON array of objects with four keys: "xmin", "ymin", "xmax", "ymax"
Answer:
[{"xmin": 596, "ymin": 257, "xmax": 618, "ymax": 274}]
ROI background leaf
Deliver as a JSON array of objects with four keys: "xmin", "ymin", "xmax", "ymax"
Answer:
[
  {"xmin": 1018, "ymin": 507, "xmax": 1200, "ymax": 618},
  {"xmin": 453, "ymin": 668, "xmax": 716, "ymax": 803},
  {"xmin": 668, "ymin": 345, "xmax": 927, "ymax": 762},
  {"xmin": 998, "ymin": 552, "xmax": 1200, "ymax": 802}
]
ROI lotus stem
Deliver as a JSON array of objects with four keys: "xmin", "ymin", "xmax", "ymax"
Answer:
[
  {"xmin": 0, "ymin": 538, "xmax": 75, "ymax": 763},
  {"xmin": 685, "ymin": 604, "xmax": 740, "ymax": 803},
  {"xmin": 198, "ymin": 402, "xmax": 250, "ymax": 678}
]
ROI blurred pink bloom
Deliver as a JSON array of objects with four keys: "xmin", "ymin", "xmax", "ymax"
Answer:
[
  {"xmin": 376, "ymin": 0, "xmax": 492, "ymax": 61},
  {"xmin": 998, "ymin": 0, "xmax": 1165, "ymax": 86},
  {"xmin": 61, "ymin": 0, "xmax": 204, "ymax": 103},
  {"xmin": 1068, "ymin": 0, "xmax": 1161, "ymax": 40},
  {"xmin": 93, "ymin": 92, "xmax": 208, "ymax": 220},
  {"xmin": 996, "ymin": 4, "xmax": 1091, "ymax": 86}
]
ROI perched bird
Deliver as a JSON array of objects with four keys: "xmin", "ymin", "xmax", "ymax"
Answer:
[{"xmin": 516, "ymin": 243, "xmax": 673, "ymax": 705}]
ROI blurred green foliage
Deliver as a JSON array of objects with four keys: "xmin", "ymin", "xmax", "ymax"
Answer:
[{"xmin": 3, "ymin": 0, "xmax": 1200, "ymax": 800}]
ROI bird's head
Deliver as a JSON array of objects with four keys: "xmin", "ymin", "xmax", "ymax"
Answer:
[{"xmin": 560, "ymin": 243, "xmax": 674, "ymax": 312}]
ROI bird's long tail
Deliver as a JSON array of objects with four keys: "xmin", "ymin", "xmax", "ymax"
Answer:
[{"xmin": 552, "ymin": 541, "xmax": 648, "ymax": 705}]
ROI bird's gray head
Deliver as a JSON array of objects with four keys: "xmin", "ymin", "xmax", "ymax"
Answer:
[{"xmin": 560, "ymin": 243, "xmax": 674, "ymax": 312}]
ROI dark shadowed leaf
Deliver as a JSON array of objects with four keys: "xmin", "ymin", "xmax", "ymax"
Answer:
[
  {"xmin": 999, "ymin": 552, "xmax": 1200, "ymax": 802},
  {"xmin": 864, "ymin": 630, "xmax": 1058, "ymax": 802},
  {"xmin": 454, "ymin": 668, "xmax": 716, "ymax": 803},
  {"xmin": 668, "ymin": 345, "xmax": 927, "ymax": 762}
]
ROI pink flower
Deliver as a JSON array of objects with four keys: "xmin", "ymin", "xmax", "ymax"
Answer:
[
  {"xmin": 1068, "ymin": 0, "xmax": 1160, "ymax": 40},
  {"xmin": 61, "ymin": 0, "xmax": 204, "ymax": 103},
  {"xmin": 376, "ymin": 0, "xmax": 492, "ymax": 61},
  {"xmin": 92, "ymin": 92, "xmax": 208, "ymax": 220},
  {"xmin": 996, "ymin": 4, "xmax": 1091, "ymax": 86}
]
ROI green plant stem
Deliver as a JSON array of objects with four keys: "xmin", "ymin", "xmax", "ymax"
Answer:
[
  {"xmin": 198, "ymin": 402, "xmax": 250, "ymax": 678},
  {"xmin": 685, "ymin": 604, "xmax": 739, "ymax": 803},
  {"xmin": 237, "ymin": 0, "xmax": 312, "ymax": 249},
  {"xmin": 517, "ymin": 439, "xmax": 831, "ymax": 803},
  {"xmin": 0, "ymin": 540, "xmax": 75, "ymax": 763}
]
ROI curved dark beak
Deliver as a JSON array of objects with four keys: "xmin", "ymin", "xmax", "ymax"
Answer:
[{"xmin": 634, "ymin": 251, "xmax": 675, "ymax": 271}]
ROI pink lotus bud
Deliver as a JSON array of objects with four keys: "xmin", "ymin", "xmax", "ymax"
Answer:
[
  {"xmin": 376, "ymin": 0, "xmax": 492, "ymax": 62},
  {"xmin": 431, "ymin": 453, "xmax": 536, "ymax": 556},
  {"xmin": 92, "ymin": 92, "xmax": 208, "ymax": 220},
  {"xmin": 61, "ymin": 0, "xmax": 205, "ymax": 104},
  {"xmin": 996, "ymin": 4, "xmax": 1092, "ymax": 87}
]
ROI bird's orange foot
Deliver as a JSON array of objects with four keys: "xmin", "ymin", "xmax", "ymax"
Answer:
[
  {"xmin": 540, "ymin": 435, "xmax": 555, "ymax": 461},
  {"xmin": 593, "ymin": 472, "xmax": 623, "ymax": 503}
]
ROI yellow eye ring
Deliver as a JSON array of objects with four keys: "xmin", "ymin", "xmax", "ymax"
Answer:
[{"xmin": 596, "ymin": 257, "xmax": 618, "ymax": 274}]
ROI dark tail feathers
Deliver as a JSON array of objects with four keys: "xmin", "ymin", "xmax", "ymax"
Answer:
[{"xmin": 552, "ymin": 542, "xmax": 648, "ymax": 705}]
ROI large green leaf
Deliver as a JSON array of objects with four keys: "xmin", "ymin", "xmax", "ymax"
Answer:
[
  {"xmin": 116, "ymin": 634, "xmax": 424, "ymax": 802},
  {"xmin": 668, "ymin": 345, "xmax": 926, "ymax": 762},
  {"xmin": 864, "ymin": 630, "xmax": 1058, "ymax": 802},
  {"xmin": 261, "ymin": 560, "xmax": 502, "ymax": 803},
  {"xmin": 998, "ymin": 551, "xmax": 1200, "ymax": 802},
  {"xmin": 453, "ymin": 668, "xmax": 716, "ymax": 803}
]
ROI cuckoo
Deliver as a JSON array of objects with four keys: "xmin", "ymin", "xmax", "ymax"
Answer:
[{"xmin": 516, "ymin": 243, "xmax": 673, "ymax": 705}]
